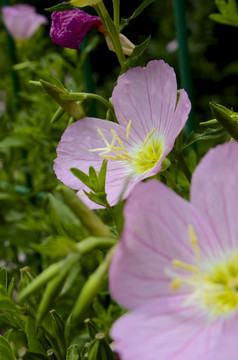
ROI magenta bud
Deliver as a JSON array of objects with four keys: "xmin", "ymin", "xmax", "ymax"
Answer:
[{"xmin": 50, "ymin": 8, "xmax": 102, "ymax": 49}]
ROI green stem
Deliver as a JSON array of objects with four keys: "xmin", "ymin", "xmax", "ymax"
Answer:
[
  {"xmin": 174, "ymin": 150, "xmax": 191, "ymax": 182},
  {"xmin": 113, "ymin": 0, "xmax": 120, "ymax": 31},
  {"xmin": 75, "ymin": 236, "xmax": 117, "ymax": 253},
  {"xmin": 71, "ymin": 246, "xmax": 116, "ymax": 323},
  {"xmin": 95, "ymin": 1, "xmax": 127, "ymax": 72},
  {"xmin": 162, "ymin": 170, "xmax": 181, "ymax": 195},
  {"xmin": 61, "ymin": 92, "xmax": 113, "ymax": 113}
]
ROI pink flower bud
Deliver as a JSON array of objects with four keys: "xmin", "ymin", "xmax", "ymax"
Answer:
[{"xmin": 50, "ymin": 8, "xmax": 102, "ymax": 49}]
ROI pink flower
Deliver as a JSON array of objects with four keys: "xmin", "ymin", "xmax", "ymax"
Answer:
[
  {"xmin": 2, "ymin": 4, "xmax": 48, "ymax": 40},
  {"xmin": 54, "ymin": 60, "xmax": 191, "ymax": 208},
  {"xmin": 109, "ymin": 141, "xmax": 238, "ymax": 360},
  {"xmin": 50, "ymin": 8, "xmax": 102, "ymax": 49}
]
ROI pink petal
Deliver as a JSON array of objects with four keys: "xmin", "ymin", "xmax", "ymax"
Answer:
[
  {"xmin": 111, "ymin": 296, "xmax": 221, "ymax": 360},
  {"xmin": 112, "ymin": 60, "xmax": 191, "ymax": 146},
  {"xmin": 209, "ymin": 314, "xmax": 238, "ymax": 360},
  {"xmin": 191, "ymin": 142, "xmax": 238, "ymax": 254},
  {"xmin": 2, "ymin": 5, "xmax": 47, "ymax": 40},
  {"xmin": 109, "ymin": 180, "xmax": 217, "ymax": 310}
]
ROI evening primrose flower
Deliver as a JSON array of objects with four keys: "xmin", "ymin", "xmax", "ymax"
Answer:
[
  {"xmin": 54, "ymin": 60, "xmax": 191, "ymax": 208},
  {"xmin": 109, "ymin": 142, "xmax": 238, "ymax": 360},
  {"xmin": 2, "ymin": 4, "xmax": 48, "ymax": 40},
  {"xmin": 50, "ymin": 8, "xmax": 102, "ymax": 49}
]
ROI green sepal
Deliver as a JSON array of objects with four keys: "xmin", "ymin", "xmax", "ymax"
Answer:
[
  {"xmin": 45, "ymin": 2, "xmax": 75, "ymax": 12},
  {"xmin": 125, "ymin": 36, "xmax": 151, "ymax": 68},
  {"xmin": 40, "ymin": 80, "xmax": 85, "ymax": 119},
  {"xmin": 88, "ymin": 333, "xmax": 114, "ymax": 360},
  {"xmin": 209, "ymin": 102, "xmax": 238, "ymax": 140},
  {"xmin": 51, "ymin": 106, "xmax": 66, "ymax": 124}
]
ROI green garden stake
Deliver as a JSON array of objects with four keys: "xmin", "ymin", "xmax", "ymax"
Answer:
[{"xmin": 173, "ymin": 0, "xmax": 195, "ymax": 136}]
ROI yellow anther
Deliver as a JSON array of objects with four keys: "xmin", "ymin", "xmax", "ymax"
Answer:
[
  {"xmin": 120, "ymin": 179, "xmax": 124, "ymax": 182},
  {"xmin": 113, "ymin": 147, "xmax": 128, "ymax": 152},
  {"xmin": 143, "ymin": 128, "xmax": 156, "ymax": 147},
  {"xmin": 188, "ymin": 225, "xmax": 201, "ymax": 261},
  {"xmin": 126, "ymin": 120, "xmax": 132, "ymax": 139},
  {"xmin": 80, "ymin": 192, "xmax": 85, "ymax": 196},
  {"xmin": 101, "ymin": 155, "xmax": 120, "ymax": 160},
  {"xmin": 171, "ymin": 279, "xmax": 182, "ymax": 291},
  {"xmin": 172, "ymin": 259, "xmax": 199, "ymax": 273}
]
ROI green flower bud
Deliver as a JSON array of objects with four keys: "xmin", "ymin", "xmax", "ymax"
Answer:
[{"xmin": 209, "ymin": 102, "xmax": 238, "ymax": 140}]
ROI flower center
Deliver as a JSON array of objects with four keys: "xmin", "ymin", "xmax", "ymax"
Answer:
[
  {"xmin": 89, "ymin": 121, "xmax": 164, "ymax": 176},
  {"xmin": 170, "ymin": 226, "xmax": 238, "ymax": 318}
]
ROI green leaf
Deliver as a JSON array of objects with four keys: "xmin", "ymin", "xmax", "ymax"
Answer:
[
  {"xmin": 210, "ymin": 0, "xmax": 238, "ymax": 27},
  {"xmin": 45, "ymin": 2, "xmax": 75, "ymax": 12},
  {"xmin": 48, "ymin": 194, "xmax": 86, "ymax": 240},
  {"xmin": 23, "ymin": 352, "xmax": 49, "ymax": 360},
  {"xmin": 125, "ymin": 36, "xmax": 151, "ymax": 68},
  {"xmin": 120, "ymin": 0, "xmax": 157, "ymax": 30},
  {"xmin": 97, "ymin": 160, "xmax": 107, "ymax": 193},
  {"xmin": 25, "ymin": 316, "xmax": 44, "ymax": 353},
  {"xmin": 84, "ymin": 191, "xmax": 107, "ymax": 207},
  {"xmin": 70, "ymin": 167, "xmax": 90, "ymax": 188},
  {"xmin": 183, "ymin": 128, "xmax": 226, "ymax": 149},
  {"xmin": 0, "ymin": 268, "xmax": 7, "ymax": 289},
  {"xmin": 50, "ymin": 310, "xmax": 66, "ymax": 358},
  {"xmin": 89, "ymin": 166, "xmax": 99, "ymax": 192},
  {"xmin": 66, "ymin": 345, "xmax": 80, "ymax": 360},
  {"xmin": 0, "ymin": 336, "xmax": 17, "ymax": 360},
  {"xmin": 0, "ymin": 286, "xmax": 19, "ymax": 313}
]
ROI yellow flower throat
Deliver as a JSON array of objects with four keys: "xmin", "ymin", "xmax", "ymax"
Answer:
[
  {"xmin": 171, "ymin": 226, "xmax": 238, "ymax": 318},
  {"xmin": 89, "ymin": 121, "xmax": 164, "ymax": 175}
]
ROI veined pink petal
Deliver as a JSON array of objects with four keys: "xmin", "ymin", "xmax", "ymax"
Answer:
[
  {"xmin": 112, "ymin": 60, "xmax": 191, "ymax": 144},
  {"xmin": 191, "ymin": 142, "xmax": 238, "ymax": 254},
  {"xmin": 111, "ymin": 297, "xmax": 221, "ymax": 360},
  {"xmin": 109, "ymin": 180, "xmax": 218, "ymax": 310},
  {"xmin": 209, "ymin": 314, "xmax": 238, "ymax": 360},
  {"xmin": 2, "ymin": 5, "xmax": 48, "ymax": 40}
]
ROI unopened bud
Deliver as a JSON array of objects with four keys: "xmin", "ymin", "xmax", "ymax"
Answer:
[
  {"xmin": 209, "ymin": 102, "xmax": 238, "ymax": 140},
  {"xmin": 104, "ymin": 33, "xmax": 135, "ymax": 56}
]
